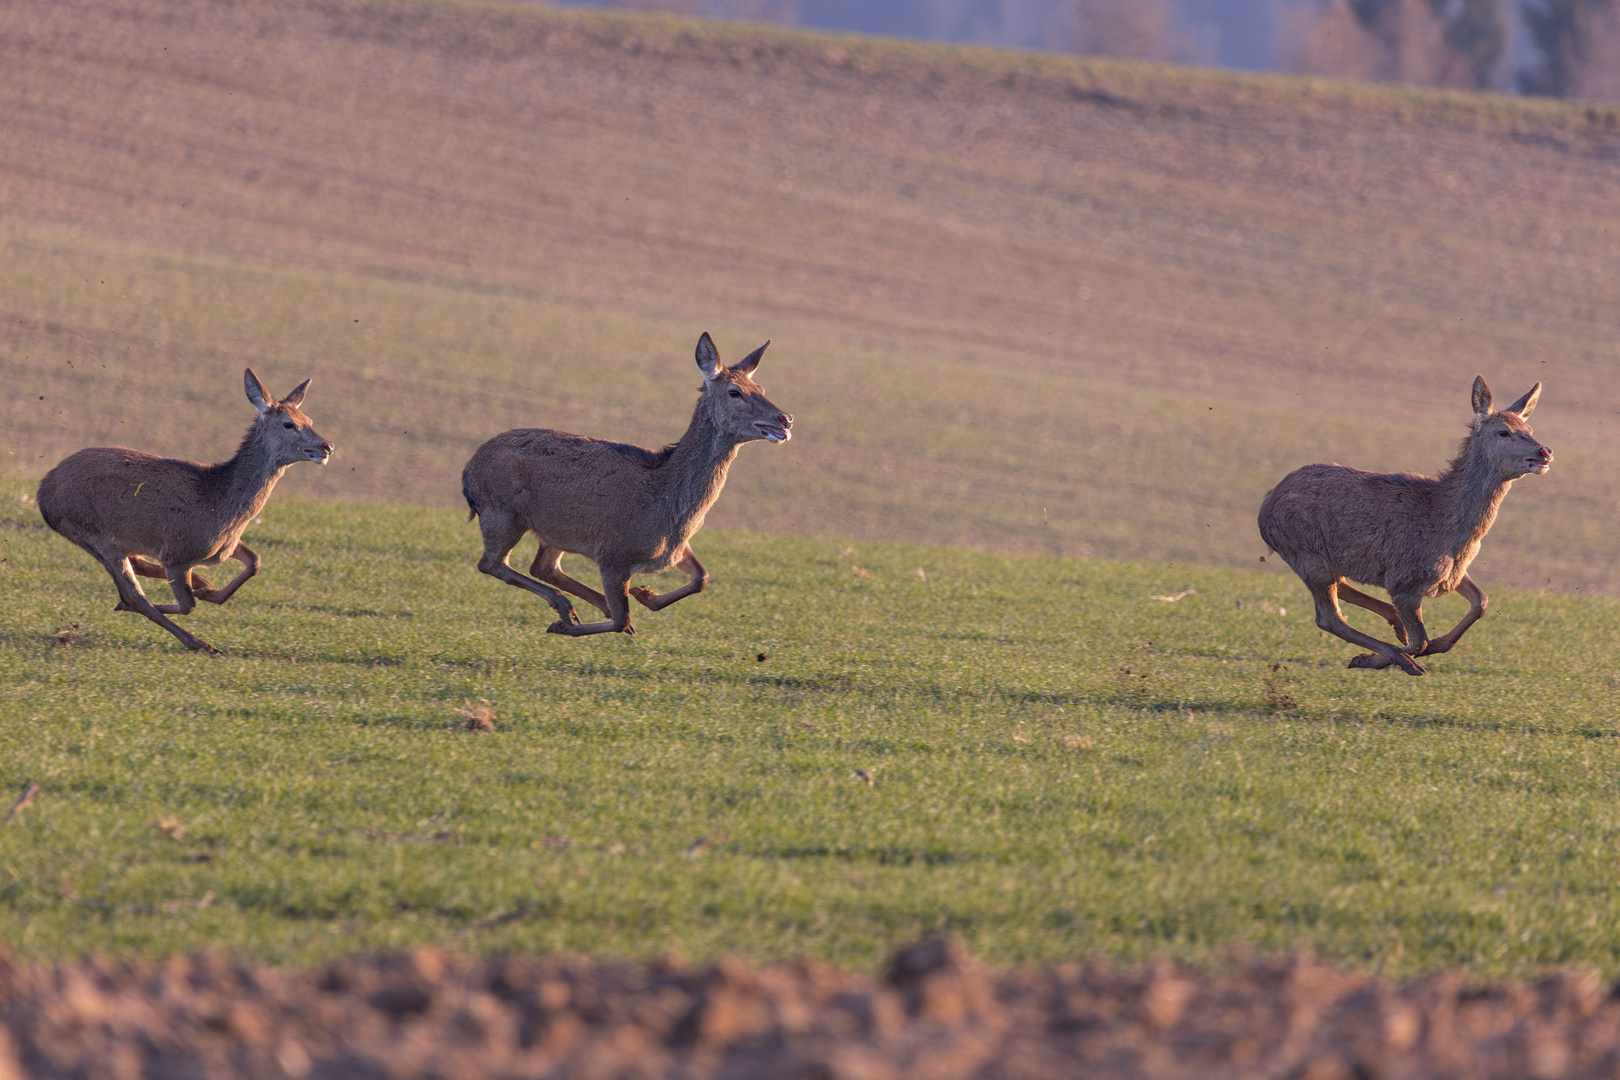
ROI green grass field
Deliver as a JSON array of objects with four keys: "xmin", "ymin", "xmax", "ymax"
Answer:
[{"xmin": 5, "ymin": 477, "xmax": 1620, "ymax": 978}]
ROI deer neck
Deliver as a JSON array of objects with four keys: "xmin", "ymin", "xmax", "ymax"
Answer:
[
  {"xmin": 209, "ymin": 423, "xmax": 291, "ymax": 527},
  {"xmin": 660, "ymin": 408, "xmax": 744, "ymax": 530},
  {"xmin": 1436, "ymin": 439, "xmax": 1512, "ymax": 556}
]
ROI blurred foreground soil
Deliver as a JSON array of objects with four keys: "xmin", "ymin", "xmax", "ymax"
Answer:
[{"xmin": 3, "ymin": 938, "xmax": 1619, "ymax": 1079}]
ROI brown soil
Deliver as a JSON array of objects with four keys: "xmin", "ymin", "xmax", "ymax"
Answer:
[{"xmin": 4, "ymin": 939, "xmax": 1620, "ymax": 1079}]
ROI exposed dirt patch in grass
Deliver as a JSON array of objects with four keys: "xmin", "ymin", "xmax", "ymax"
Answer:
[{"xmin": 4, "ymin": 939, "xmax": 1618, "ymax": 1078}]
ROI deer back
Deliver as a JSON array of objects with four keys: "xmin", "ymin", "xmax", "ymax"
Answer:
[{"xmin": 37, "ymin": 369, "xmax": 333, "ymax": 567}]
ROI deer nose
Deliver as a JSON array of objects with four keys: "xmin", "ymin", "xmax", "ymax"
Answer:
[
  {"xmin": 778, "ymin": 413, "xmax": 793, "ymax": 425},
  {"xmin": 1538, "ymin": 446, "xmax": 1551, "ymax": 458},
  {"xmin": 321, "ymin": 441, "xmax": 335, "ymax": 455}
]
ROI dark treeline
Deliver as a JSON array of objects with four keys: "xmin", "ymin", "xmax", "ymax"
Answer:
[{"xmin": 568, "ymin": 0, "xmax": 1620, "ymax": 101}]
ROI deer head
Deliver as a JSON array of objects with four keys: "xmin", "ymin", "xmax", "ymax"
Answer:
[
  {"xmin": 244, "ymin": 369, "xmax": 336, "ymax": 466},
  {"xmin": 694, "ymin": 333, "xmax": 793, "ymax": 444},
  {"xmin": 1470, "ymin": 376, "xmax": 1550, "ymax": 479}
]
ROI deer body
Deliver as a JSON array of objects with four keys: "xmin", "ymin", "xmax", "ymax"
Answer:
[
  {"xmin": 36, "ymin": 370, "xmax": 334, "ymax": 655},
  {"xmin": 1258, "ymin": 376, "xmax": 1550, "ymax": 676},
  {"xmin": 462, "ymin": 333, "xmax": 792, "ymax": 637}
]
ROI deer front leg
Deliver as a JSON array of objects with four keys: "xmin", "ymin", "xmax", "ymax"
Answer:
[
  {"xmin": 153, "ymin": 567, "xmax": 199, "ymax": 616},
  {"xmin": 193, "ymin": 542, "xmax": 259, "ymax": 605},
  {"xmin": 629, "ymin": 548, "xmax": 708, "ymax": 612},
  {"xmin": 1412, "ymin": 575, "xmax": 1487, "ymax": 657},
  {"xmin": 1347, "ymin": 592, "xmax": 1431, "ymax": 671},
  {"xmin": 549, "ymin": 568, "xmax": 635, "ymax": 637},
  {"xmin": 105, "ymin": 557, "xmax": 219, "ymax": 654},
  {"xmin": 1310, "ymin": 581, "xmax": 1424, "ymax": 676},
  {"xmin": 1335, "ymin": 583, "xmax": 1408, "ymax": 645}
]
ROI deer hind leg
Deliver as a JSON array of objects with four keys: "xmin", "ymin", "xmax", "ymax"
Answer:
[
  {"xmin": 529, "ymin": 544, "xmax": 610, "ymax": 616},
  {"xmin": 550, "ymin": 567, "xmax": 635, "ymax": 637},
  {"xmin": 1309, "ymin": 581, "xmax": 1424, "ymax": 676},
  {"xmin": 193, "ymin": 542, "xmax": 258, "ymax": 605},
  {"xmin": 153, "ymin": 567, "xmax": 199, "ymax": 616},
  {"xmin": 1347, "ymin": 591, "xmax": 1432, "ymax": 670},
  {"xmin": 1413, "ymin": 575, "xmax": 1487, "ymax": 657},
  {"xmin": 474, "ymin": 512, "xmax": 580, "ymax": 631},
  {"xmin": 629, "ymin": 548, "xmax": 709, "ymax": 612},
  {"xmin": 129, "ymin": 555, "xmax": 166, "ymax": 579},
  {"xmin": 131, "ymin": 555, "xmax": 221, "ymax": 596},
  {"xmin": 1335, "ymin": 583, "xmax": 1408, "ymax": 645},
  {"xmin": 104, "ymin": 556, "xmax": 219, "ymax": 654}
]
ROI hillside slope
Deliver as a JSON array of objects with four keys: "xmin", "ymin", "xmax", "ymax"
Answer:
[{"xmin": 2, "ymin": 0, "xmax": 1619, "ymax": 588}]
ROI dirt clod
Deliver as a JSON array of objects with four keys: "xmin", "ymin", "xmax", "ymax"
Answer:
[
  {"xmin": 451, "ymin": 699, "xmax": 497, "ymax": 732},
  {"xmin": 49, "ymin": 624, "xmax": 85, "ymax": 647}
]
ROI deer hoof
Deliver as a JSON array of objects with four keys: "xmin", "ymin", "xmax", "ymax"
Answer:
[
  {"xmin": 619, "ymin": 623, "xmax": 636, "ymax": 636},
  {"xmin": 189, "ymin": 641, "xmax": 221, "ymax": 656},
  {"xmin": 1347, "ymin": 653, "xmax": 1391, "ymax": 670},
  {"xmin": 545, "ymin": 620, "xmax": 576, "ymax": 636}
]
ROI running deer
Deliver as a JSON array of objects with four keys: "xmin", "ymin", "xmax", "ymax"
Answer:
[
  {"xmin": 1258, "ymin": 376, "xmax": 1551, "ymax": 676},
  {"xmin": 461, "ymin": 332, "xmax": 793, "ymax": 637},
  {"xmin": 36, "ymin": 370, "xmax": 335, "ymax": 655}
]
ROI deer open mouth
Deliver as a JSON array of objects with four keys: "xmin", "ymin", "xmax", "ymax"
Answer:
[
  {"xmin": 1527, "ymin": 461, "xmax": 1550, "ymax": 474},
  {"xmin": 305, "ymin": 448, "xmax": 333, "ymax": 464},
  {"xmin": 755, "ymin": 423, "xmax": 791, "ymax": 444}
]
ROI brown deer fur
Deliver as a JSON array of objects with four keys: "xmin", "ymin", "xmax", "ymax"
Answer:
[
  {"xmin": 1258, "ymin": 376, "xmax": 1551, "ymax": 676},
  {"xmin": 36, "ymin": 370, "xmax": 335, "ymax": 655},
  {"xmin": 461, "ymin": 333, "xmax": 794, "ymax": 637}
]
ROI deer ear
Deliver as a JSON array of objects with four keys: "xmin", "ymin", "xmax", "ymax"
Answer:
[
  {"xmin": 1505, "ymin": 382, "xmax": 1540, "ymax": 419},
  {"xmin": 244, "ymin": 369, "xmax": 274, "ymax": 414},
  {"xmin": 1470, "ymin": 376, "xmax": 1492, "ymax": 421},
  {"xmin": 282, "ymin": 378, "xmax": 311, "ymax": 409},
  {"xmin": 731, "ymin": 340, "xmax": 769, "ymax": 376},
  {"xmin": 695, "ymin": 332, "xmax": 722, "ymax": 381}
]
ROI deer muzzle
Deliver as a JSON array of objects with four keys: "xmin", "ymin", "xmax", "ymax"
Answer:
[
  {"xmin": 755, "ymin": 414, "xmax": 792, "ymax": 444},
  {"xmin": 1528, "ymin": 445, "xmax": 1552, "ymax": 474}
]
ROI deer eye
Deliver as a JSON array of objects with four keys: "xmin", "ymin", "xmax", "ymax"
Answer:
[
  {"xmin": 283, "ymin": 421, "xmax": 296, "ymax": 429},
  {"xmin": 728, "ymin": 388, "xmax": 741, "ymax": 398},
  {"xmin": 1497, "ymin": 430, "xmax": 1510, "ymax": 437}
]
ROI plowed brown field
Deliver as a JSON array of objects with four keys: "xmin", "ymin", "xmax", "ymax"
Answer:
[
  {"xmin": 8, "ymin": 939, "xmax": 1620, "ymax": 1079},
  {"xmin": 3, "ymin": 0, "xmax": 1620, "ymax": 586}
]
